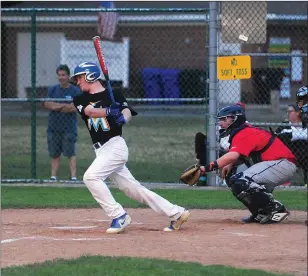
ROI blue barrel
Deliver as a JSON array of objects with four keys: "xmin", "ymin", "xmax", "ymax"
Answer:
[
  {"xmin": 160, "ymin": 69, "xmax": 181, "ymax": 105},
  {"xmin": 141, "ymin": 68, "xmax": 162, "ymax": 105}
]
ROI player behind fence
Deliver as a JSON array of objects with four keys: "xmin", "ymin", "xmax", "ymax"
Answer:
[
  {"xmin": 70, "ymin": 61, "xmax": 190, "ymax": 234},
  {"xmin": 274, "ymin": 104, "xmax": 308, "ymax": 185},
  {"xmin": 295, "ymin": 85, "xmax": 308, "ymax": 226},
  {"xmin": 296, "ymin": 85, "xmax": 308, "ymax": 127},
  {"xmin": 44, "ymin": 64, "xmax": 80, "ymax": 181}
]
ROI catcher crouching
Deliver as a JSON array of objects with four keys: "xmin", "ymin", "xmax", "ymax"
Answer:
[{"xmin": 181, "ymin": 104, "xmax": 297, "ymax": 224}]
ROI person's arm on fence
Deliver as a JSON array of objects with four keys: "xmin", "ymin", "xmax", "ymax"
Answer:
[
  {"xmin": 59, "ymin": 103, "xmax": 77, "ymax": 113},
  {"xmin": 44, "ymin": 101, "xmax": 65, "ymax": 111},
  {"xmin": 44, "ymin": 86, "xmax": 65, "ymax": 111}
]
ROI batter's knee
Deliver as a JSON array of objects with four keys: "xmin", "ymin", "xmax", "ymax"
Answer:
[
  {"xmin": 83, "ymin": 171, "xmax": 90, "ymax": 185},
  {"xmin": 83, "ymin": 169, "xmax": 108, "ymax": 186},
  {"xmin": 83, "ymin": 169, "xmax": 97, "ymax": 185}
]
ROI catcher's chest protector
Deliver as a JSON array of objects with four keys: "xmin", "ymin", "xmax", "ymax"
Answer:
[{"xmin": 228, "ymin": 124, "xmax": 275, "ymax": 167}]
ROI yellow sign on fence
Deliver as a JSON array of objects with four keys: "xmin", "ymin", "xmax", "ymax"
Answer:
[{"xmin": 217, "ymin": 55, "xmax": 251, "ymax": 80}]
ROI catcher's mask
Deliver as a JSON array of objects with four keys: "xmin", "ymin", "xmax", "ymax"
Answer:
[{"xmin": 217, "ymin": 105, "xmax": 246, "ymax": 137}]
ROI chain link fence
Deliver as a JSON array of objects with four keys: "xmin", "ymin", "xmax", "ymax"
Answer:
[
  {"xmin": 216, "ymin": 1, "xmax": 308, "ymax": 186},
  {"xmin": 1, "ymin": 4, "xmax": 307, "ymax": 185},
  {"xmin": 1, "ymin": 8, "xmax": 209, "ymax": 183}
]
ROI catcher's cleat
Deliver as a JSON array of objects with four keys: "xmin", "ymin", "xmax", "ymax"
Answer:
[
  {"xmin": 242, "ymin": 214, "xmax": 260, "ymax": 223},
  {"xmin": 242, "ymin": 212, "xmax": 270, "ymax": 223},
  {"xmin": 164, "ymin": 210, "xmax": 190, "ymax": 232},
  {"xmin": 260, "ymin": 210, "xmax": 290, "ymax": 224},
  {"xmin": 259, "ymin": 204, "xmax": 290, "ymax": 224}
]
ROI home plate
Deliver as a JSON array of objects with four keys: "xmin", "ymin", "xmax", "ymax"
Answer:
[{"xmin": 49, "ymin": 226, "xmax": 98, "ymax": 230}]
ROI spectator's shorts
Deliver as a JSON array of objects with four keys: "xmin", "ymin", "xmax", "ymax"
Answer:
[{"xmin": 47, "ymin": 131, "xmax": 77, "ymax": 158}]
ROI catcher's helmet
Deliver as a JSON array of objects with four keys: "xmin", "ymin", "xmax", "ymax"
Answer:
[
  {"xmin": 217, "ymin": 104, "xmax": 246, "ymax": 136},
  {"xmin": 70, "ymin": 62, "xmax": 101, "ymax": 83}
]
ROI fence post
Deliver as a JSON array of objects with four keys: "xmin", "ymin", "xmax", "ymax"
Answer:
[
  {"xmin": 208, "ymin": 2, "xmax": 219, "ymax": 186},
  {"xmin": 31, "ymin": 10, "xmax": 37, "ymax": 179}
]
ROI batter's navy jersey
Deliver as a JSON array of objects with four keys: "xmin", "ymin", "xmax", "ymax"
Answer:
[{"xmin": 73, "ymin": 86, "xmax": 137, "ymax": 146}]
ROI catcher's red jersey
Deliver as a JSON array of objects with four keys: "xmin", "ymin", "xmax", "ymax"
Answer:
[{"xmin": 229, "ymin": 127, "xmax": 296, "ymax": 164}]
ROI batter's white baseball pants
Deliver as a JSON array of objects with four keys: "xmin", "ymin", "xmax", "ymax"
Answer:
[{"xmin": 83, "ymin": 136, "xmax": 185, "ymax": 220}]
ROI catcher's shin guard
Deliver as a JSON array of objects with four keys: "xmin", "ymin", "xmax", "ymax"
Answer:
[
  {"xmin": 229, "ymin": 173, "xmax": 273, "ymax": 215},
  {"xmin": 225, "ymin": 166, "xmax": 238, "ymax": 187}
]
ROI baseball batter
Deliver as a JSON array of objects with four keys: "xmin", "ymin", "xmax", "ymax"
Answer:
[{"xmin": 71, "ymin": 62, "xmax": 190, "ymax": 234}]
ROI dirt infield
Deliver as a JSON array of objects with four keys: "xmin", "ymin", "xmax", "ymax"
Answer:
[{"xmin": 2, "ymin": 209, "xmax": 307, "ymax": 276}]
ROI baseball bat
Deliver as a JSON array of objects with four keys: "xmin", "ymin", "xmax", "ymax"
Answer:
[{"xmin": 92, "ymin": 36, "xmax": 116, "ymax": 103}]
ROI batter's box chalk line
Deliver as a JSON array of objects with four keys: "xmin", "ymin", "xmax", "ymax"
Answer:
[
  {"xmin": 226, "ymin": 232, "xmax": 267, "ymax": 237},
  {"xmin": 1, "ymin": 236, "xmax": 115, "ymax": 244},
  {"xmin": 49, "ymin": 226, "xmax": 98, "ymax": 230},
  {"xmin": 83, "ymin": 219, "xmax": 144, "ymax": 225}
]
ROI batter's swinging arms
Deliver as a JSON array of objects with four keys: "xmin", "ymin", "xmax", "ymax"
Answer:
[{"xmin": 71, "ymin": 62, "xmax": 190, "ymax": 234}]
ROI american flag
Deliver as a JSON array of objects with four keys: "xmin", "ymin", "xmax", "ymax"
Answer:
[{"xmin": 97, "ymin": 1, "xmax": 119, "ymax": 40}]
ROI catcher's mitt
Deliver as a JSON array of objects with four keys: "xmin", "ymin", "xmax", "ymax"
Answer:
[{"xmin": 180, "ymin": 164, "xmax": 201, "ymax": 186}]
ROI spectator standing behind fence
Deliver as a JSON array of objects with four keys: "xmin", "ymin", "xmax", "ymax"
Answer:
[
  {"xmin": 44, "ymin": 65, "xmax": 81, "ymax": 181},
  {"xmin": 275, "ymin": 104, "xmax": 308, "ymax": 185}
]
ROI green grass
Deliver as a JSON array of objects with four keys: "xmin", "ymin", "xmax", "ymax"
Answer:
[
  {"xmin": 1, "ymin": 255, "xmax": 291, "ymax": 276},
  {"xmin": 1, "ymin": 114, "xmax": 204, "ymax": 182},
  {"xmin": 1, "ymin": 110, "xmax": 306, "ymax": 185},
  {"xmin": 2, "ymin": 187, "xmax": 307, "ymax": 210}
]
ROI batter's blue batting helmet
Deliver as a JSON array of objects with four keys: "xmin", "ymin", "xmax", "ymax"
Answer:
[{"xmin": 70, "ymin": 62, "xmax": 101, "ymax": 83}]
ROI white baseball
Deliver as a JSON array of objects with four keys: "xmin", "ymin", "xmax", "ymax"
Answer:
[{"xmin": 239, "ymin": 34, "xmax": 248, "ymax": 42}]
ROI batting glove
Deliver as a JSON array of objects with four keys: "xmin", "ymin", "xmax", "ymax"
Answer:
[
  {"xmin": 115, "ymin": 113, "xmax": 127, "ymax": 126},
  {"xmin": 106, "ymin": 102, "xmax": 121, "ymax": 117}
]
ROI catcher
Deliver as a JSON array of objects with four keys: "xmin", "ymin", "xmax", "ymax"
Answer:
[{"xmin": 181, "ymin": 104, "xmax": 297, "ymax": 224}]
